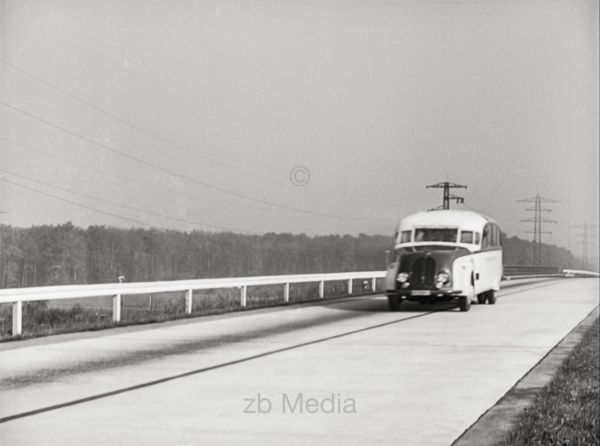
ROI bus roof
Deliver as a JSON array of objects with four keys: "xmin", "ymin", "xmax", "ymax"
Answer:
[{"xmin": 398, "ymin": 209, "xmax": 495, "ymax": 231}]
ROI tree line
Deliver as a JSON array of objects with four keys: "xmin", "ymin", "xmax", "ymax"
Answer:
[{"xmin": 0, "ymin": 223, "xmax": 578, "ymax": 288}]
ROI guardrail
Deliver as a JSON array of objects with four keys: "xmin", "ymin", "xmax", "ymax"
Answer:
[
  {"xmin": 502, "ymin": 265, "xmax": 560, "ymax": 278},
  {"xmin": 2, "ymin": 266, "xmax": 596, "ymax": 338},
  {"xmin": 0, "ymin": 271, "xmax": 386, "ymax": 337},
  {"xmin": 563, "ymin": 269, "xmax": 600, "ymax": 278}
]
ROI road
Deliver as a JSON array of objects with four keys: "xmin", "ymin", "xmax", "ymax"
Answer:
[{"xmin": 0, "ymin": 278, "xmax": 598, "ymax": 445}]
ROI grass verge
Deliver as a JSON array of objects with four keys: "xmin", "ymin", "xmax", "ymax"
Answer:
[{"xmin": 499, "ymin": 317, "xmax": 599, "ymax": 446}]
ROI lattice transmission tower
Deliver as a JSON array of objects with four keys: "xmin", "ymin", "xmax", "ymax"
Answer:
[
  {"xmin": 426, "ymin": 182, "xmax": 467, "ymax": 210},
  {"xmin": 572, "ymin": 223, "xmax": 597, "ymax": 270},
  {"xmin": 518, "ymin": 194, "xmax": 559, "ymax": 265}
]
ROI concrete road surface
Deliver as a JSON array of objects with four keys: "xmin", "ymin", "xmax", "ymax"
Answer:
[{"xmin": 0, "ymin": 278, "xmax": 598, "ymax": 446}]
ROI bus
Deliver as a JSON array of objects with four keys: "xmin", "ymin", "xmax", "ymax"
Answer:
[{"xmin": 385, "ymin": 209, "xmax": 503, "ymax": 312}]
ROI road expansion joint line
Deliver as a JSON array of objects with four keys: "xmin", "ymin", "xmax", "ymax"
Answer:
[{"xmin": 0, "ymin": 311, "xmax": 436, "ymax": 424}]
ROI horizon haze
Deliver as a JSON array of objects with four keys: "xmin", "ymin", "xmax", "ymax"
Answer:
[{"xmin": 1, "ymin": 0, "xmax": 598, "ymax": 259}]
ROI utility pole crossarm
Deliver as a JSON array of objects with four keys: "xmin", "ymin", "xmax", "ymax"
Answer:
[
  {"xmin": 426, "ymin": 181, "xmax": 467, "ymax": 210},
  {"xmin": 426, "ymin": 182, "xmax": 467, "ymax": 189},
  {"xmin": 524, "ymin": 207, "xmax": 552, "ymax": 212},
  {"xmin": 517, "ymin": 196, "xmax": 561, "ymax": 203},
  {"xmin": 521, "ymin": 218, "xmax": 558, "ymax": 223}
]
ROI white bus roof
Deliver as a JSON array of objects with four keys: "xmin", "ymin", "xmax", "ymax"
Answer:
[{"xmin": 398, "ymin": 209, "xmax": 495, "ymax": 232}]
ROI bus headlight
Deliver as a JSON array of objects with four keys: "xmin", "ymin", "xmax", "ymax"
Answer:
[
  {"xmin": 396, "ymin": 272, "xmax": 409, "ymax": 283},
  {"xmin": 435, "ymin": 271, "xmax": 450, "ymax": 288}
]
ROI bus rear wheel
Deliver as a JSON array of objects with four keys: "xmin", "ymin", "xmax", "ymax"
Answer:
[
  {"xmin": 477, "ymin": 293, "xmax": 487, "ymax": 304},
  {"xmin": 486, "ymin": 290, "xmax": 497, "ymax": 305}
]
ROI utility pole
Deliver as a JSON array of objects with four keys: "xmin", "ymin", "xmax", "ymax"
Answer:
[
  {"xmin": 426, "ymin": 182, "xmax": 467, "ymax": 210},
  {"xmin": 518, "ymin": 194, "xmax": 559, "ymax": 265},
  {"xmin": 572, "ymin": 223, "xmax": 597, "ymax": 270}
]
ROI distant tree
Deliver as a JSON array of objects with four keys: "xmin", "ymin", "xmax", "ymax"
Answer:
[{"xmin": 0, "ymin": 223, "xmax": 578, "ymax": 288}]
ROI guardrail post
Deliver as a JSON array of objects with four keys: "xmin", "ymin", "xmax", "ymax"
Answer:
[
  {"xmin": 319, "ymin": 281, "xmax": 324, "ymax": 298},
  {"xmin": 185, "ymin": 289, "xmax": 193, "ymax": 314},
  {"xmin": 348, "ymin": 279, "xmax": 353, "ymax": 295},
  {"xmin": 12, "ymin": 301, "xmax": 22, "ymax": 336},
  {"xmin": 284, "ymin": 283, "xmax": 290, "ymax": 303},
  {"xmin": 371, "ymin": 277, "xmax": 377, "ymax": 291},
  {"xmin": 113, "ymin": 294, "xmax": 121, "ymax": 322},
  {"xmin": 240, "ymin": 285, "xmax": 247, "ymax": 307}
]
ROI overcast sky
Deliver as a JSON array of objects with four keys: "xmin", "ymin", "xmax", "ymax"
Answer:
[{"xmin": 1, "ymin": 0, "xmax": 598, "ymax": 255}]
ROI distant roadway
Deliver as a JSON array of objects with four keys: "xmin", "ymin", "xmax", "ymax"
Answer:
[{"xmin": 0, "ymin": 278, "xmax": 598, "ymax": 445}]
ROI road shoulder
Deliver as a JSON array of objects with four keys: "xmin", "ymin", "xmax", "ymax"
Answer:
[{"xmin": 452, "ymin": 304, "xmax": 599, "ymax": 446}]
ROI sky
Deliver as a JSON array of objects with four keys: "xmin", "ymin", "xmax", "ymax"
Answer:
[{"xmin": 0, "ymin": 0, "xmax": 598, "ymax": 256}]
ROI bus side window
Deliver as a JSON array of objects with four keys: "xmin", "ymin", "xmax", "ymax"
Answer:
[
  {"xmin": 482, "ymin": 226, "xmax": 490, "ymax": 248},
  {"xmin": 488, "ymin": 225, "xmax": 501, "ymax": 248},
  {"xmin": 474, "ymin": 232, "xmax": 480, "ymax": 245}
]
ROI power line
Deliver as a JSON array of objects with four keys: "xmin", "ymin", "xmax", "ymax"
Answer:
[
  {"xmin": 0, "ymin": 58, "xmax": 281, "ymax": 185},
  {"xmin": 0, "ymin": 137, "xmax": 278, "ymax": 213},
  {"xmin": 0, "ymin": 99, "xmax": 388, "ymax": 223},
  {"xmin": 1, "ymin": 58, "xmax": 392, "ymax": 208},
  {"xmin": 517, "ymin": 194, "xmax": 559, "ymax": 265},
  {"xmin": 426, "ymin": 181, "xmax": 467, "ymax": 210},
  {"xmin": 0, "ymin": 175, "xmax": 344, "ymax": 261},
  {"xmin": 0, "ymin": 169, "xmax": 252, "ymax": 233},
  {"xmin": 0, "ymin": 177, "xmax": 154, "ymax": 228}
]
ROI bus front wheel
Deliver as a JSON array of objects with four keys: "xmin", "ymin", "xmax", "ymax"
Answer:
[
  {"xmin": 388, "ymin": 295, "xmax": 402, "ymax": 311},
  {"xmin": 459, "ymin": 296, "xmax": 471, "ymax": 312}
]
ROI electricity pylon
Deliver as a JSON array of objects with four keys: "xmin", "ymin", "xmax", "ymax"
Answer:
[
  {"xmin": 518, "ymin": 194, "xmax": 559, "ymax": 265},
  {"xmin": 572, "ymin": 223, "xmax": 597, "ymax": 270}
]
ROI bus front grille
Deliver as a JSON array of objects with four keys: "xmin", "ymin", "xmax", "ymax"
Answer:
[{"xmin": 411, "ymin": 257, "xmax": 436, "ymax": 288}]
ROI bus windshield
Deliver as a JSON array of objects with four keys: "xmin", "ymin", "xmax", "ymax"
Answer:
[{"xmin": 414, "ymin": 228, "xmax": 458, "ymax": 243}]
